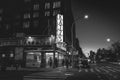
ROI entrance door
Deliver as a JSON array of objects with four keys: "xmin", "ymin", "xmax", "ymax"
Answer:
[
  {"xmin": 46, "ymin": 53, "xmax": 53, "ymax": 68},
  {"xmin": 26, "ymin": 52, "xmax": 41, "ymax": 67}
]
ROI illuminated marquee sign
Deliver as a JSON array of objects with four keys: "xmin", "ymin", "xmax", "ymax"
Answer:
[
  {"xmin": 24, "ymin": 36, "xmax": 52, "ymax": 47},
  {"xmin": 56, "ymin": 14, "xmax": 66, "ymax": 51},
  {"xmin": 56, "ymin": 14, "xmax": 63, "ymax": 43},
  {"xmin": 0, "ymin": 39, "xmax": 19, "ymax": 46}
]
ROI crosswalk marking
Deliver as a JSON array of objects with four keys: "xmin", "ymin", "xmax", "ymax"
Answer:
[
  {"xmin": 104, "ymin": 66, "xmax": 120, "ymax": 73},
  {"xmin": 99, "ymin": 67, "xmax": 109, "ymax": 73},
  {"xmin": 85, "ymin": 69, "xmax": 88, "ymax": 72},
  {"xmin": 77, "ymin": 66, "xmax": 120, "ymax": 74},
  {"xmin": 104, "ymin": 66, "xmax": 117, "ymax": 72},
  {"xmin": 112, "ymin": 68, "xmax": 120, "ymax": 72},
  {"xmin": 109, "ymin": 65, "xmax": 120, "ymax": 72},
  {"xmin": 90, "ymin": 68, "xmax": 94, "ymax": 72},
  {"xmin": 24, "ymin": 78, "xmax": 53, "ymax": 80},
  {"xmin": 106, "ymin": 68, "xmax": 116, "ymax": 72},
  {"xmin": 23, "ymin": 64, "xmax": 120, "ymax": 80},
  {"xmin": 110, "ymin": 65, "xmax": 120, "ymax": 71},
  {"xmin": 94, "ymin": 68, "xmax": 101, "ymax": 73},
  {"xmin": 78, "ymin": 70, "xmax": 82, "ymax": 72},
  {"xmin": 24, "ymin": 76, "xmax": 65, "ymax": 80}
]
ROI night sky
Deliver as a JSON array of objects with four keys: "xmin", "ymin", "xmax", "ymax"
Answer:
[
  {"xmin": 71, "ymin": 0, "xmax": 120, "ymax": 56},
  {"xmin": 1, "ymin": 0, "xmax": 120, "ymax": 56}
]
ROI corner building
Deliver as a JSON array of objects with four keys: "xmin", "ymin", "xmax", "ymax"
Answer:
[{"xmin": 0, "ymin": 0, "xmax": 75, "ymax": 68}]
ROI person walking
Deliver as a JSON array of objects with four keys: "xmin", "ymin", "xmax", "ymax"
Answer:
[
  {"xmin": 78, "ymin": 58, "xmax": 82, "ymax": 72},
  {"xmin": 65, "ymin": 58, "xmax": 69, "ymax": 69},
  {"xmin": 54, "ymin": 58, "xmax": 58, "ymax": 68},
  {"xmin": 49, "ymin": 57, "xmax": 52, "ymax": 68},
  {"xmin": 62, "ymin": 59, "xmax": 65, "ymax": 67}
]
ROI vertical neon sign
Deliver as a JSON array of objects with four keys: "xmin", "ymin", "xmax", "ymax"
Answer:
[{"xmin": 56, "ymin": 14, "xmax": 63, "ymax": 43}]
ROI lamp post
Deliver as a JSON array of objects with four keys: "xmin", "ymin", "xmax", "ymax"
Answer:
[
  {"xmin": 106, "ymin": 38, "xmax": 111, "ymax": 42},
  {"xmin": 71, "ymin": 14, "xmax": 88, "ymax": 49},
  {"xmin": 71, "ymin": 14, "xmax": 88, "ymax": 67}
]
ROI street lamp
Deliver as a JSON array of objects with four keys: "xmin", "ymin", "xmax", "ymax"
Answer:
[
  {"xmin": 71, "ymin": 14, "xmax": 88, "ymax": 49},
  {"xmin": 106, "ymin": 38, "xmax": 119, "ymax": 43},
  {"xmin": 84, "ymin": 15, "xmax": 89, "ymax": 19},
  {"xmin": 106, "ymin": 38, "xmax": 120, "ymax": 42},
  {"xmin": 106, "ymin": 38, "xmax": 111, "ymax": 42},
  {"xmin": 71, "ymin": 14, "xmax": 88, "ymax": 67}
]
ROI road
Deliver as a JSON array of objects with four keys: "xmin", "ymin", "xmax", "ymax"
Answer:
[
  {"xmin": 66, "ymin": 62, "xmax": 120, "ymax": 80},
  {"xmin": 0, "ymin": 62, "xmax": 120, "ymax": 80}
]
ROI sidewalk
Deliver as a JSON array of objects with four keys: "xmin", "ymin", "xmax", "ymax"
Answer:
[
  {"xmin": 23, "ymin": 66, "xmax": 78, "ymax": 80},
  {"xmin": 4, "ymin": 66, "xmax": 53, "ymax": 72}
]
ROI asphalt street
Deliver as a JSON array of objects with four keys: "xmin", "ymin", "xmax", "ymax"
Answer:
[
  {"xmin": 0, "ymin": 62, "xmax": 120, "ymax": 80},
  {"xmin": 66, "ymin": 63, "xmax": 120, "ymax": 80}
]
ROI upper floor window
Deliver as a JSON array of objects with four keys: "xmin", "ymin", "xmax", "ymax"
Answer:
[
  {"xmin": 24, "ymin": 13, "xmax": 30, "ymax": 19},
  {"xmin": 45, "ymin": 11, "xmax": 50, "ymax": 16},
  {"xmin": 33, "ymin": 4, "xmax": 39, "ymax": 10},
  {"xmin": 23, "ymin": 21, "xmax": 30, "ymax": 28},
  {"xmin": 33, "ymin": 12, "xmax": 39, "ymax": 18},
  {"xmin": 53, "ymin": 1, "xmax": 61, "ymax": 9},
  {"xmin": 6, "ymin": 24, "xmax": 10, "ymax": 30},
  {"xmin": 45, "ymin": 2, "xmax": 50, "ymax": 9},
  {"xmin": 33, "ymin": 20, "xmax": 39, "ymax": 27},
  {"xmin": 53, "ymin": 10, "xmax": 60, "ymax": 16},
  {"xmin": 24, "ymin": 0, "xmax": 31, "ymax": 2},
  {"xmin": 0, "ymin": 17, "xmax": 2, "ymax": 21},
  {"xmin": 0, "ymin": 9, "xmax": 3, "ymax": 14}
]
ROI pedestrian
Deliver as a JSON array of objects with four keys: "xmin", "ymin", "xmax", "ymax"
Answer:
[
  {"xmin": 65, "ymin": 58, "xmax": 69, "ymax": 69},
  {"xmin": 78, "ymin": 58, "xmax": 82, "ymax": 72},
  {"xmin": 54, "ymin": 58, "xmax": 58, "ymax": 67},
  {"xmin": 62, "ymin": 59, "xmax": 65, "ymax": 66},
  {"xmin": 49, "ymin": 57, "xmax": 52, "ymax": 67}
]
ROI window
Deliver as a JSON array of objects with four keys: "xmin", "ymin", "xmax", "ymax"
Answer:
[
  {"xmin": 45, "ymin": 2, "xmax": 50, "ymax": 9},
  {"xmin": 33, "ymin": 4, "xmax": 39, "ymax": 10},
  {"xmin": 45, "ymin": 11, "xmax": 50, "ymax": 16},
  {"xmin": 0, "ymin": 9, "xmax": 3, "ymax": 14},
  {"xmin": 53, "ymin": 1, "xmax": 61, "ymax": 9},
  {"xmin": 53, "ymin": 10, "xmax": 60, "ymax": 16},
  {"xmin": 33, "ymin": 20, "xmax": 39, "ymax": 27},
  {"xmin": 33, "ymin": 12, "xmax": 39, "ymax": 18},
  {"xmin": 24, "ymin": 13, "xmax": 30, "ymax": 19},
  {"xmin": 23, "ymin": 21, "xmax": 30, "ymax": 28},
  {"xmin": 0, "ymin": 17, "xmax": 2, "ymax": 21},
  {"xmin": 6, "ymin": 24, "xmax": 10, "ymax": 30},
  {"xmin": 24, "ymin": 0, "xmax": 31, "ymax": 2}
]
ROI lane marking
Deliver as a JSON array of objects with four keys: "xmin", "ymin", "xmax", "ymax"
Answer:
[
  {"xmin": 99, "ymin": 67, "xmax": 109, "ymax": 73},
  {"xmin": 104, "ymin": 66, "xmax": 116, "ymax": 72},
  {"xmin": 108, "ymin": 65, "xmax": 120, "ymax": 72},
  {"xmin": 107, "ymin": 68, "xmax": 116, "ymax": 72},
  {"xmin": 85, "ymin": 69, "xmax": 88, "ymax": 72},
  {"xmin": 78, "ymin": 70, "xmax": 82, "ymax": 72},
  {"xmin": 90, "ymin": 68, "xmax": 94, "ymax": 72},
  {"xmin": 95, "ymin": 66, "xmax": 117, "ymax": 80},
  {"xmin": 99, "ymin": 66, "xmax": 119, "ymax": 79},
  {"xmin": 95, "ymin": 67, "xmax": 101, "ymax": 73},
  {"xmin": 65, "ymin": 73, "xmax": 73, "ymax": 76}
]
